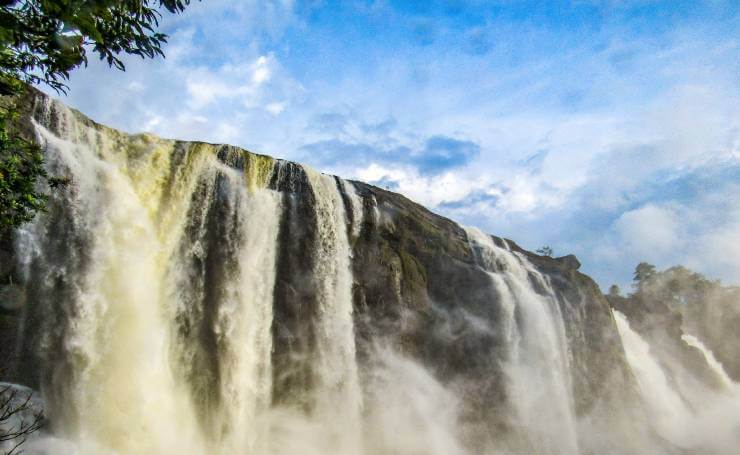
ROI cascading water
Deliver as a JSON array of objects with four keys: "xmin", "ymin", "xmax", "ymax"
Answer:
[
  {"xmin": 612, "ymin": 310, "xmax": 692, "ymax": 446},
  {"xmin": 282, "ymin": 168, "xmax": 364, "ymax": 452},
  {"xmin": 13, "ymin": 97, "xmax": 361, "ymax": 454},
  {"xmin": 20, "ymin": 100, "xmax": 206, "ymax": 454},
  {"xmin": 464, "ymin": 227, "xmax": 579, "ymax": 455},
  {"xmin": 681, "ymin": 334, "xmax": 735, "ymax": 390},
  {"xmin": 304, "ymin": 169, "xmax": 363, "ymax": 417},
  {"xmin": 614, "ymin": 309, "xmax": 740, "ymax": 454}
]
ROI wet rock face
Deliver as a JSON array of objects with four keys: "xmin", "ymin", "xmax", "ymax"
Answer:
[
  {"xmin": 1, "ymin": 233, "xmax": 23, "ymax": 381},
  {"xmin": 344, "ymin": 181, "xmax": 632, "ymax": 419}
]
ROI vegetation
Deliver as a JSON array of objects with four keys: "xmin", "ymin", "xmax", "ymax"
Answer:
[
  {"xmin": 608, "ymin": 262, "xmax": 719, "ymax": 307},
  {"xmin": 0, "ymin": 382, "xmax": 44, "ymax": 455},
  {"xmin": 536, "ymin": 245, "xmax": 553, "ymax": 257},
  {"xmin": 0, "ymin": 0, "xmax": 195, "ymax": 233},
  {"xmin": 608, "ymin": 262, "xmax": 740, "ymax": 381},
  {"xmin": 607, "ymin": 284, "xmax": 620, "ymax": 297},
  {"xmin": 0, "ymin": 103, "xmax": 68, "ymax": 232},
  {"xmin": 631, "ymin": 263, "xmax": 716, "ymax": 304},
  {"xmin": 632, "ymin": 262, "xmax": 656, "ymax": 291}
]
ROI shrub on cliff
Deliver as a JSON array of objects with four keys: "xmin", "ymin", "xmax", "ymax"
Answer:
[{"xmin": 0, "ymin": 0, "xmax": 196, "ymax": 232}]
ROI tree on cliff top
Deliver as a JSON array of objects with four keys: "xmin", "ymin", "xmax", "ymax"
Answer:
[
  {"xmin": 0, "ymin": 0, "xmax": 196, "ymax": 233},
  {"xmin": 608, "ymin": 284, "xmax": 621, "ymax": 297},
  {"xmin": 632, "ymin": 262, "xmax": 656, "ymax": 291}
]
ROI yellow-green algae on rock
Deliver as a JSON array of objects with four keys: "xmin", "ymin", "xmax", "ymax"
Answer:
[{"xmin": 244, "ymin": 152, "xmax": 275, "ymax": 191}]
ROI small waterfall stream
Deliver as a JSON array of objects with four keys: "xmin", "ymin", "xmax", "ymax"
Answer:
[
  {"xmin": 464, "ymin": 227, "xmax": 579, "ymax": 455},
  {"xmin": 681, "ymin": 334, "xmax": 735, "ymax": 390},
  {"xmin": 612, "ymin": 310, "xmax": 692, "ymax": 446},
  {"xmin": 302, "ymin": 168, "xmax": 364, "ymax": 452},
  {"xmin": 614, "ymin": 309, "xmax": 740, "ymax": 454}
]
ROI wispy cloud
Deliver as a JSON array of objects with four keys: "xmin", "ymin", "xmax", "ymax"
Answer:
[{"xmin": 48, "ymin": 0, "xmax": 740, "ymax": 287}]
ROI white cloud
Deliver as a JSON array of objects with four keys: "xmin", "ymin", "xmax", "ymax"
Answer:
[
  {"xmin": 700, "ymin": 220, "xmax": 740, "ymax": 281},
  {"xmin": 354, "ymin": 164, "xmax": 480, "ymax": 208},
  {"xmin": 185, "ymin": 77, "xmax": 232, "ymax": 109},
  {"xmin": 265, "ymin": 102, "xmax": 286, "ymax": 115},
  {"xmin": 614, "ymin": 205, "xmax": 682, "ymax": 256},
  {"xmin": 251, "ymin": 56, "xmax": 272, "ymax": 84},
  {"xmin": 126, "ymin": 81, "xmax": 145, "ymax": 93},
  {"xmin": 586, "ymin": 179, "xmax": 740, "ymax": 288},
  {"xmin": 184, "ymin": 55, "xmax": 280, "ymax": 110}
]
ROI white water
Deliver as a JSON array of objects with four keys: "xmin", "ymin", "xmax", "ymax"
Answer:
[
  {"xmin": 612, "ymin": 310, "xmax": 692, "ymax": 446},
  {"xmin": 25, "ymin": 103, "xmax": 205, "ymax": 454},
  {"xmin": 363, "ymin": 347, "xmax": 466, "ymax": 455},
  {"xmin": 299, "ymin": 169, "xmax": 364, "ymax": 452},
  {"xmin": 614, "ymin": 309, "xmax": 740, "ymax": 454},
  {"xmin": 18, "ymin": 100, "xmax": 283, "ymax": 454},
  {"xmin": 682, "ymin": 334, "xmax": 735, "ymax": 390},
  {"xmin": 464, "ymin": 227, "xmax": 579, "ymax": 455},
  {"xmin": 208, "ymin": 164, "xmax": 281, "ymax": 454},
  {"xmin": 339, "ymin": 179, "xmax": 364, "ymax": 241},
  {"xmin": 16, "ymin": 98, "xmax": 378, "ymax": 455}
]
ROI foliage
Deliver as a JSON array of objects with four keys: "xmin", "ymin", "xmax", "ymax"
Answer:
[
  {"xmin": 633, "ymin": 264, "xmax": 718, "ymax": 305},
  {"xmin": 0, "ymin": 0, "xmax": 194, "ymax": 232},
  {"xmin": 0, "ymin": 382, "xmax": 44, "ymax": 455},
  {"xmin": 0, "ymin": 0, "xmax": 193, "ymax": 94},
  {"xmin": 536, "ymin": 245, "xmax": 553, "ymax": 257},
  {"xmin": 0, "ymin": 99, "xmax": 67, "ymax": 232},
  {"xmin": 608, "ymin": 262, "xmax": 740, "ymax": 380},
  {"xmin": 608, "ymin": 284, "xmax": 620, "ymax": 297},
  {"xmin": 632, "ymin": 262, "xmax": 656, "ymax": 290}
]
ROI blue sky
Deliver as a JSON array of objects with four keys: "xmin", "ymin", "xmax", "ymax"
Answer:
[{"xmin": 48, "ymin": 0, "xmax": 740, "ymax": 290}]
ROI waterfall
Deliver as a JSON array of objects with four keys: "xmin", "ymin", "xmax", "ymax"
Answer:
[
  {"xmin": 612, "ymin": 310, "xmax": 692, "ymax": 446},
  {"xmin": 21, "ymin": 99, "xmax": 206, "ymax": 453},
  {"xmin": 682, "ymin": 334, "xmax": 735, "ymax": 390},
  {"xmin": 614, "ymin": 309, "xmax": 740, "ymax": 454},
  {"xmin": 13, "ymin": 95, "xmax": 374, "ymax": 454},
  {"xmin": 300, "ymin": 169, "xmax": 363, "ymax": 450},
  {"xmin": 205, "ymin": 161, "xmax": 281, "ymax": 454},
  {"xmin": 11, "ymin": 93, "xmax": 740, "ymax": 455},
  {"xmin": 17, "ymin": 98, "xmax": 284, "ymax": 454},
  {"xmin": 464, "ymin": 227, "xmax": 579, "ymax": 455}
]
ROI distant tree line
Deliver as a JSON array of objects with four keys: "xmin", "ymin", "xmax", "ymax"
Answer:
[
  {"xmin": 607, "ymin": 262, "xmax": 740, "ymax": 381},
  {"xmin": 608, "ymin": 261, "xmax": 720, "ymax": 301}
]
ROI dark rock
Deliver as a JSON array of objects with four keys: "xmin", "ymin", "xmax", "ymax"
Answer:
[
  {"xmin": 0, "ymin": 284, "xmax": 25, "ymax": 312},
  {"xmin": 558, "ymin": 254, "xmax": 581, "ymax": 270}
]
